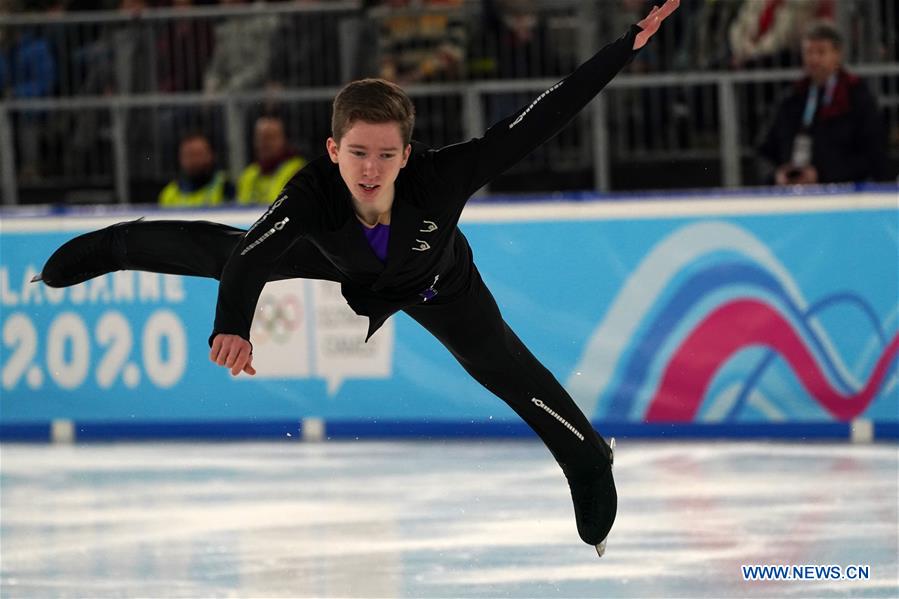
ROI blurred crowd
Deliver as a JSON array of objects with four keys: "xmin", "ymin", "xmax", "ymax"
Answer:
[
  {"xmin": 0, "ymin": 0, "xmax": 896, "ymax": 203},
  {"xmin": 2, "ymin": 0, "xmax": 896, "ymax": 97}
]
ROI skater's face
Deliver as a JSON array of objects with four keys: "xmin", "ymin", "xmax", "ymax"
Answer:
[
  {"xmin": 802, "ymin": 38, "xmax": 841, "ymax": 85},
  {"xmin": 327, "ymin": 120, "xmax": 411, "ymax": 210}
]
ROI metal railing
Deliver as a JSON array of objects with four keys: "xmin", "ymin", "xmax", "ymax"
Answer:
[{"xmin": 1, "ymin": 1, "xmax": 897, "ymax": 204}]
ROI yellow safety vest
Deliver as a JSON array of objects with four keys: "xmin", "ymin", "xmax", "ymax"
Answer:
[
  {"xmin": 158, "ymin": 171, "xmax": 230, "ymax": 208},
  {"xmin": 237, "ymin": 156, "xmax": 306, "ymax": 205}
]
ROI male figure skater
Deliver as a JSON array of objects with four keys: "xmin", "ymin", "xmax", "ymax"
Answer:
[{"xmin": 36, "ymin": 0, "xmax": 679, "ymax": 556}]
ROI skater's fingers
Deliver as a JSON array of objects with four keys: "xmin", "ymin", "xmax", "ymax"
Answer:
[
  {"xmin": 634, "ymin": 0, "xmax": 677, "ymax": 49},
  {"xmin": 218, "ymin": 341, "xmax": 234, "ymax": 367},
  {"xmin": 212, "ymin": 334, "xmax": 237, "ymax": 363},
  {"xmin": 209, "ymin": 335, "xmax": 231, "ymax": 366},
  {"xmin": 223, "ymin": 341, "xmax": 243, "ymax": 369},
  {"xmin": 637, "ymin": 6, "xmax": 657, "ymax": 27},
  {"xmin": 210, "ymin": 335, "xmax": 225, "ymax": 364},
  {"xmin": 230, "ymin": 346, "xmax": 251, "ymax": 376},
  {"xmin": 242, "ymin": 355, "xmax": 257, "ymax": 376},
  {"xmin": 210, "ymin": 334, "xmax": 253, "ymax": 372},
  {"xmin": 639, "ymin": 0, "xmax": 676, "ymax": 26},
  {"xmin": 657, "ymin": 0, "xmax": 679, "ymax": 20},
  {"xmin": 217, "ymin": 337, "xmax": 238, "ymax": 367},
  {"xmin": 216, "ymin": 336, "xmax": 250, "ymax": 372}
]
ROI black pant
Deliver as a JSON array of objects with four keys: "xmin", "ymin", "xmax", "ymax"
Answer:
[{"xmin": 114, "ymin": 220, "xmax": 610, "ymax": 472}]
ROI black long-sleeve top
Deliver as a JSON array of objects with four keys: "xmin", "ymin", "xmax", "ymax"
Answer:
[{"xmin": 212, "ymin": 25, "xmax": 641, "ymax": 344}]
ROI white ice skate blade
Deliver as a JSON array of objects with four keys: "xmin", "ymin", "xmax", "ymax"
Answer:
[{"xmin": 596, "ymin": 437, "xmax": 616, "ymax": 558}]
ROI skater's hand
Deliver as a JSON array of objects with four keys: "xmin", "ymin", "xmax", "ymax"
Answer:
[
  {"xmin": 210, "ymin": 333, "xmax": 257, "ymax": 376},
  {"xmin": 634, "ymin": 0, "xmax": 679, "ymax": 50}
]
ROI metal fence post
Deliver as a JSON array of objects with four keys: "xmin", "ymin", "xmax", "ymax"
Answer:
[
  {"xmin": 111, "ymin": 104, "xmax": 130, "ymax": 204},
  {"xmin": 225, "ymin": 99, "xmax": 246, "ymax": 186},
  {"xmin": 592, "ymin": 94, "xmax": 610, "ymax": 193},
  {"xmin": 717, "ymin": 78, "xmax": 741, "ymax": 188},
  {"xmin": 576, "ymin": 1, "xmax": 599, "ymax": 63},
  {"xmin": 462, "ymin": 87, "xmax": 484, "ymax": 144},
  {"xmin": 462, "ymin": 87, "xmax": 485, "ymax": 194},
  {"xmin": 834, "ymin": 0, "xmax": 858, "ymax": 61},
  {"xmin": 577, "ymin": 0, "xmax": 608, "ymax": 191},
  {"xmin": 0, "ymin": 103, "xmax": 17, "ymax": 205}
]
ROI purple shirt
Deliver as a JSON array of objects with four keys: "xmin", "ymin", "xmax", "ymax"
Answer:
[
  {"xmin": 361, "ymin": 221, "xmax": 438, "ymax": 301},
  {"xmin": 360, "ymin": 222, "xmax": 390, "ymax": 263}
]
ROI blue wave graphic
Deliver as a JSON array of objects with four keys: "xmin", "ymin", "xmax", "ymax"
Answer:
[
  {"xmin": 604, "ymin": 262, "xmax": 875, "ymax": 418},
  {"xmin": 728, "ymin": 292, "xmax": 891, "ymax": 420}
]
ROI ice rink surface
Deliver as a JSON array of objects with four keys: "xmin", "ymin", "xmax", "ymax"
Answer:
[{"xmin": 1, "ymin": 440, "xmax": 897, "ymax": 598}]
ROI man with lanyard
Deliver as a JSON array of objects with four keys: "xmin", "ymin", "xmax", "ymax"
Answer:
[{"xmin": 758, "ymin": 21, "xmax": 886, "ymax": 185}]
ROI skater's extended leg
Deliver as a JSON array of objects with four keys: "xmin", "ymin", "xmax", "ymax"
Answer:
[
  {"xmin": 404, "ymin": 268, "xmax": 616, "ymax": 547},
  {"xmin": 39, "ymin": 219, "xmax": 244, "ymax": 287},
  {"xmin": 39, "ymin": 219, "xmax": 342, "ymax": 287}
]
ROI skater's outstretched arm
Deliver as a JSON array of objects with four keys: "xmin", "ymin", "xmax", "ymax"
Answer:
[
  {"xmin": 431, "ymin": 0, "xmax": 679, "ymax": 198},
  {"xmin": 209, "ymin": 174, "xmax": 325, "ymax": 375}
]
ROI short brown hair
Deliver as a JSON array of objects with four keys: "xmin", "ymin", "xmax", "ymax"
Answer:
[
  {"xmin": 331, "ymin": 78, "xmax": 416, "ymax": 145},
  {"xmin": 804, "ymin": 21, "xmax": 843, "ymax": 50},
  {"xmin": 179, "ymin": 131, "xmax": 211, "ymax": 147}
]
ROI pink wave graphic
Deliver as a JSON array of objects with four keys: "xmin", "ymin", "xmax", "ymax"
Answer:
[{"xmin": 646, "ymin": 299, "xmax": 899, "ymax": 422}]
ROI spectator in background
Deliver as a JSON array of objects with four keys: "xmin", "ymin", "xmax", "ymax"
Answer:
[
  {"xmin": 468, "ymin": 0, "xmax": 559, "ymax": 80},
  {"xmin": 79, "ymin": 0, "xmax": 157, "ymax": 95},
  {"xmin": 672, "ymin": 0, "xmax": 741, "ymax": 70},
  {"xmin": 879, "ymin": 0, "xmax": 899, "ymax": 62},
  {"xmin": 373, "ymin": 0, "xmax": 467, "ymax": 148},
  {"xmin": 237, "ymin": 115, "xmax": 305, "ymax": 205},
  {"xmin": 158, "ymin": 132, "xmax": 234, "ymax": 207},
  {"xmin": 376, "ymin": 0, "xmax": 467, "ymax": 85},
  {"xmin": 63, "ymin": 0, "xmax": 110, "ymax": 8},
  {"xmin": 261, "ymin": 0, "xmax": 343, "ymax": 151},
  {"xmin": 157, "ymin": 0, "xmax": 215, "ymax": 93},
  {"xmin": 0, "ymin": 27, "xmax": 56, "ymax": 102},
  {"xmin": 469, "ymin": 0, "xmax": 559, "ymax": 159},
  {"xmin": 603, "ymin": 0, "xmax": 672, "ymax": 152},
  {"xmin": 70, "ymin": 0, "xmax": 157, "ymax": 182},
  {"xmin": 0, "ymin": 25, "xmax": 57, "ymax": 181},
  {"xmin": 729, "ymin": 0, "xmax": 821, "ymax": 68},
  {"xmin": 40, "ymin": 0, "xmax": 74, "ymax": 96},
  {"xmin": 155, "ymin": 0, "xmax": 218, "ymax": 163},
  {"xmin": 203, "ymin": 0, "xmax": 279, "ymax": 94},
  {"xmin": 757, "ymin": 22, "xmax": 886, "ymax": 185},
  {"xmin": 267, "ymin": 0, "xmax": 342, "ymax": 89},
  {"xmin": 604, "ymin": 0, "xmax": 658, "ymax": 72}
]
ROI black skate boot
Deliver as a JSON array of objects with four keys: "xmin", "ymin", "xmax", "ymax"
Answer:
[
  {"xmin": 34, "ymin": 219, "xmax": 140, "ymax": 287},
  {"xmin": 565, "ymin": 437, "xmax": 617, "ymax": 557}
]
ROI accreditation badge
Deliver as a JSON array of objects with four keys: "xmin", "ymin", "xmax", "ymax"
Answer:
[{"xmin": 791, "ymin": 133, "xmax": 813, "ymax": 169}]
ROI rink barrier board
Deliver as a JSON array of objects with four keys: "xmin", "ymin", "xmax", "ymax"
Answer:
[
  {"xmin": 1, "ymin": 419, "xmax": 896, "ymax": 443},
  {"xmin": 1, "ymin": 188, "xmax": 897, "ymax": 442}
]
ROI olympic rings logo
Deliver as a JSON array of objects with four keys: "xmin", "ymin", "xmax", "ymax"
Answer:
[{"xmin": 252, "ymin": 293, "xmax": 303, "ymax": 345}]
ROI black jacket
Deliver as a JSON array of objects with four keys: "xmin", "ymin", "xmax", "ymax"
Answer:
[
  {"xmin": 758, "ymin": 69, "xmax": 887, "ymax": 183},
  {"xmin": 212, "ymin": 25, "xmax": 641, "ymax": 344}
]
